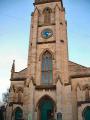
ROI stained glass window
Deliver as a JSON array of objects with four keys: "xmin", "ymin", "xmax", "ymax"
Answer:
[{"xmin": 42, "ymin": 51, "xmax": 53, "ymax": 84}]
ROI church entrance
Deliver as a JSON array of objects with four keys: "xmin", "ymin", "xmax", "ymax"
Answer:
[
  {"xmin": 38, "ymin": 96, "xmax": 55, "ymax": 120},
  {"xmin": 14, "ymin": 107, "xmax": 23, "ymax": 120},
  {"xmin": 83, "ymin": 106, "xmax": 90, "ymax": 120}
]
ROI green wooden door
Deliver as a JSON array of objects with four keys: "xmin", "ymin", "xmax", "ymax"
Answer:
[
  {"xmin": 84, "ymin": 107, "xmax": 90, "ymax": 120},
  {"xmin": 40, "ymin": 99, "xmax": 54, "ymax": 120}
]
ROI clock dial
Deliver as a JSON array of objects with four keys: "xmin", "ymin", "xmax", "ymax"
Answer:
[{"xmin": 41, "ymin": 28, "xmax": 53, "ymax": 39}]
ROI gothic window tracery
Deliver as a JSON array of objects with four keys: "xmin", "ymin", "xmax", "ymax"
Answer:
[
  {"xmin": 43, "ymin": 7, "xmax": 52, "ymax": 25},
  {"xmin": 41, "ymin": 51, "xmax": 53, "ymax": 84}
]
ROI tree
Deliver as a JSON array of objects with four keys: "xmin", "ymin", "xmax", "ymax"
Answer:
[{"xmin": 2, "ymin": 89, "xmax": 9, "ymax": 103}]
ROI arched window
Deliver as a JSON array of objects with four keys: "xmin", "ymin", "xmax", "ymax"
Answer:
[
  {"xmin": 42, "ymin": 51, "xmax": 53, "ymax": 84},
  {"xmin": 43, "ymin": 7, "xmax": 52, "ymax": 25},
  {"xmin": 15, "ymin": 107, "xmax": 23, "ymax": 120}
]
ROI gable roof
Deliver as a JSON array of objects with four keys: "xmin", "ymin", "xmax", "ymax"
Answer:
[
  {"xmin": 11, "ymin": 61, "xmax": 90, "ymax": 81},
  {"xmin": 69, "ymin": 61, "xmax": 90, "ymax": 78}
]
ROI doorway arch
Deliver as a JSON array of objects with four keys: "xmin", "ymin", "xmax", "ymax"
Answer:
[
  {"xmin": 83, "ymin": 106, "xmax": 90, "ymax": 120},
  {"xmin": 37, "ymin": 95, "xmax": 56, "ymax": 120},
  {"xmin": 14, "ymin": 107, "xmax": 23, "ymax": 120}
]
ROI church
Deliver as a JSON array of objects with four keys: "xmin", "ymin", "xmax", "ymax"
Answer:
[{"xmin": 6, "ymin": 0, "xmax": 90, "ymax": 120}]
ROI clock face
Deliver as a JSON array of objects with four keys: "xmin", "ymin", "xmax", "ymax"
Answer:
[{"xmin": 41, "ymin": 28, "xmax": 53, "ymax": 39}]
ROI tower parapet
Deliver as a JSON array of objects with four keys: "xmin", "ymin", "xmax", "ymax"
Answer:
[{"xmin": 34, "ymin": 0, "xmax": 63, "ymax": 7}]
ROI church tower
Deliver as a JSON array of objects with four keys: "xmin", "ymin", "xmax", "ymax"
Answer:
[
  {"xmin": 24, "ymin": 0, "xmax": 71, "ymax": 120},
  {"xmin": 27, "ymin": 0, "xmax": 69, "ymax": 85}
]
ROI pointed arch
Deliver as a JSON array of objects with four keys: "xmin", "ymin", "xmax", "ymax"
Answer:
[
  {"xmin": 36, "ymin": 95, "xmax": 56, "ymax": 111},
  {"xmin": 13, "ymin": 107, "xmax": 23, "ymax": 120},
  {"xmin": 36, "ymin": 95, "xmax": 56, "ymax": 120},
  {"xmin": 39, "ymin": 49, "xmax": 54, "ymax": 61},
  {"xmin": 43, "ymin": 7, "xmax": 52, "ymax": 25},
  {"xmin": 41, "ymin": 51, "xmax": 53, "ymax": 84}
]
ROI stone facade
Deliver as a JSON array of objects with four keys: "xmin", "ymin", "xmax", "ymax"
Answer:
[{"xmin": 6, "ymin": 0, "xmax": 90, "ymax": 120}]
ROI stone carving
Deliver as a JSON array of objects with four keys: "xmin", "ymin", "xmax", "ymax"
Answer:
[
  {"xmin": 25, "ymin": 76, "xmax": 35, "ymax": 87},
  {"xmin": 56, "ymin": 73, "xmax": 62, "ymax": 85},
  {"xmin": 24, "ymin": 79, "xmax": 29, "ymax": 87},
  {"xmin": 25, "ymin": 78, "xmax": 31, "ymax": 87}
]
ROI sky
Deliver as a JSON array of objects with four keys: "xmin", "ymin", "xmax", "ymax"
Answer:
[{"xmin": 0, "ymin": 0, "xmax": 90, "ymax": 101}]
